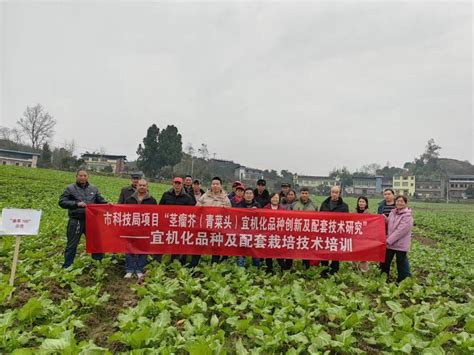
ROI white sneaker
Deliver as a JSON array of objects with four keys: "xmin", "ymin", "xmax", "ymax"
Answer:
[
  {"xmin": 124, "ymin": 272, "xmax": 133, "ymax": 279},
  {"xmin": 136, "ymin": 272, "xmax": 144, "ymax": 279}
]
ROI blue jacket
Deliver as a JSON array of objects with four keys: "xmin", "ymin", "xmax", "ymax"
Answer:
[{"xmin": 377, "ymin": 200, "xmax": 386, "ymax": 214}]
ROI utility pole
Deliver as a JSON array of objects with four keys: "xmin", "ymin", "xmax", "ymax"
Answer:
[{"xmin": 446, "ymin": 180, "xmax": 449, "ymax": 204}]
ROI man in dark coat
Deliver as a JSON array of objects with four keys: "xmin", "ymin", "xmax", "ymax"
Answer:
[
  {"xmin": 59, "ymin": 168, "xmax": 108, "ymax": 268},
  {"xmin": 159, "ymin": 177, "xmax": 195, "ymax": 206},
  {"xmin": 254, "ymin": 179, "xmax": 270, "ymax": 208},
  {"xmin": 319, "ymin": 185, "xmax": 349, "ymax": 277},
  {"xmin": 235, "ymin": 188, "xmax": 261, "ymax": 267},
  {"xmin": 157, "ymin": 177, "xmax": 195, "ymax": 264},
  {"xmin": 117, "ymin": 171, "xmax": 142, "ymax": 204},
  {"xmin": 183, "ymin": 175, "xmax": 193, "ymax": 195}
]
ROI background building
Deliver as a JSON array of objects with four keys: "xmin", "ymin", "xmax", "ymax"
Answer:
[
  {"xmin": 352, "ymin": 175, "xmax": 384, "ymax": 195},
  {"xmin": 293, "ymin": 175, "xmax": 339, "ymax": 189},
  {"xmin": 81, "ymin": 153, "xmax": 127, "ymax": 174},
  {"xmin": 234, "ymin": 166, "xmax": 264, "ymax": 181},
  {"xmin": 447, "ymin": 175, "xmax": 474, "ymax": 199},
  {"xmin": 393, "ymin": 175, "xmax": 416, "ymax": 196},
  {"xmin": 415, "ymin": 179, "xmax": 445, "ymax": 199},
  {"xmin": 0, "ymin": 149, "xmax": 40, "ymax": 168}
]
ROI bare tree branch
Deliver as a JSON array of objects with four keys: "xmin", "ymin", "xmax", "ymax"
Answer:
[{"xmin": 17, "ymin": 104, "xmax": 56, "ymax": 148}]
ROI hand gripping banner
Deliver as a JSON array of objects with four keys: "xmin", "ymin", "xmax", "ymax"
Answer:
[{"xmin": 86, "ymin": 205, "xmax": 386, "ymax": 261}]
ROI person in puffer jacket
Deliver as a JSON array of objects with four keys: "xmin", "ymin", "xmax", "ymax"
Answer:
[
  {"xmin": 381, "ymin": 195, "xmax": 413, "ymax": 282},
  {"xmin": 59, "ymin": 168, "xmax": 108, "ymax": 268},
  {"xmin": 196, "ymin": 177, "xmax": 231, "ymax": 265}
]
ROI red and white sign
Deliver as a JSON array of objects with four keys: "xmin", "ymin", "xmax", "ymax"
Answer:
[{"xmin": 86, "ymin": 205, "xmax": 386, "ymax": 261}]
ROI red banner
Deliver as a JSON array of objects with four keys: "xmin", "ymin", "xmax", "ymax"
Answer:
[{"xmin": 85, "ymin": 205, "xmax": 386, "ymax": 261}]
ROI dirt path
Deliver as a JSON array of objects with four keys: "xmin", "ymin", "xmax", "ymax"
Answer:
[
  {"xmin": 76, "ymin": 263, "xmax": 138, "ymax": 351},
  {"xmin": 413, "ymin": 235, "xmax": 438, "ymax": 246}
]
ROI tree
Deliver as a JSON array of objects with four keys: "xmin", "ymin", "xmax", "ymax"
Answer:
[
  {"xmin": 38, "ymin": 142, "xmax": 52, "ymax": 168},
  {"xmin": 156, "ymin": 125, "xmax": 183, "ymax": 168},
  {"xmin": 17, "ymin": 104, "xmax": 56, "ymax": 149},
  {"xmin": 103, "ymin": 165, "xmax": 113, "ymax": 173},
  {"xmin": 376, "ymin": 165, "xmax": 405, "ymax": 179},
  {"xmin": 409, "ymin": 138, "xmax": 443, "ymax": 179},
  {"xmin": 0, "ymin": 126, "xmax": 11, "ymax": 140},
  {"xmin": 465, "ymin": 185, "xmax": 474, "ymax": 199},
  {"xmin": 315, "ymin": 184, "xmax": 331, "ymax": 196},
  {"xmin": 51, "ymin": 147, "xmax": 82, "ymax": 170},
  {"xmin": 185, "ymin": 143, "xmax": 195, "ymax": 157},
  {"xmin": 136, "ymin": 124, "xmax": 160, "ymax": 177},
  {"xmin": 158, "ymin": 165, "xmax": 174, "ymax": 180},
  {"xmin": 422, "ymin": 138, "xmax": 442, "ymax": 162},
  {"xmin": 280, "ymin": 170, "xmax": 294, "ymax": 181},
  {"xmin": 329, "ymin": 167, "xmax": 353, "ymax": 186},
  {"xmin": 137, "ymin": 124, "xmax": 183, "ymax": 178},
  {"xmin": 198, "ymin": 144, "xmax": 209, "ymax": 160},
  {"xmin": 359, "ymin": 163, "xmax": 382, "ymax": 176},
  {"xmin": 0, "ymin": 126, "xmax": 23, "ymax": 144}
]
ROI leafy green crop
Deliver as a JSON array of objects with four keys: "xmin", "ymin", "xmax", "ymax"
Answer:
[{"xmin": 0, "ymin": 166, "xmax": 473, "ymax": 353}]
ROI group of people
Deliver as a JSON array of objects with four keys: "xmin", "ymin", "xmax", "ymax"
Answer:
[{"xmin": 59, "ymin": 169, "xmax": 413, "ymax": 282}]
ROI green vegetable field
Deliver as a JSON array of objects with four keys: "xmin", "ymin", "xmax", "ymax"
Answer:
[{"xmin": 0, "ymin": 166, "xmax": 473, "ymax": 353}]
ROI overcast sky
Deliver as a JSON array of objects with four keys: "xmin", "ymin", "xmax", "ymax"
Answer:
[{"xmin": 1, "ymin": 1, "xmax": 472, "ymax": 176}]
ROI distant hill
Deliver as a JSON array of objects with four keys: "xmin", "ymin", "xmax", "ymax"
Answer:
[
  {"xmin": 439, "ymin": 158, "xmax": 474, "ymax": 175},
  {"xmin": 0, "ymin": 139, "xmax": 41, "ymax": 154}
]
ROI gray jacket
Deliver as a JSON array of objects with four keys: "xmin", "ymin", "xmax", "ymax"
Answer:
[{"xmin": 59, "ymin": 182, "xmax": 107, "ymax": 220}]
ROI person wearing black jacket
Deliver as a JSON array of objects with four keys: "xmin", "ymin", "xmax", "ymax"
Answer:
[
  {"xmin": 59, "ymin": 168, "xmax": 108, "ymax": 268},
  {"xmin": 254, "ymin": 179, "xmax": 270, "ymax": 208},
  {"xmin": 183, "ymin": 175, "xmax": 193, "ymax": 195},
  {"xmin": 117, "ymin": 171, "xmax": 142, "ymax": 204},
  {"xmin": 159, "ymin": 177, "xmax": 195, "ymax": 206},
  {"xmin": 123, "ymin": 179, "xmax": 157, "ymax": 279},
  {"xmin": 157, "ymin": 177, "xmax": 195, "ymax": 264},
  {"xmin": 319, "ymin": 185, "xmax": 349, "ymax": 278},
  {"xmin": 235, "ymin": 188, "xmax": 261, "ymax": 267}
]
